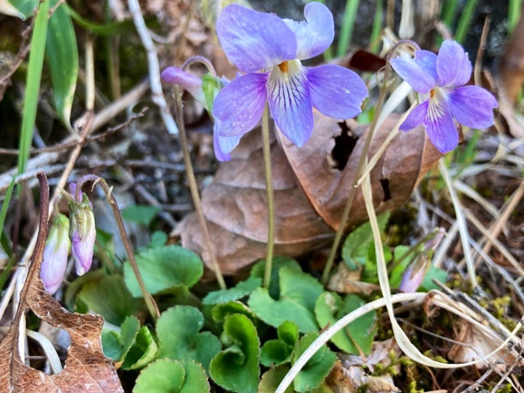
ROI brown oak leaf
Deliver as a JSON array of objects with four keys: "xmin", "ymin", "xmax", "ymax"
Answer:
[{"xmin": 182, "ymin": 112, "xmax": 442, "ymax": 276}]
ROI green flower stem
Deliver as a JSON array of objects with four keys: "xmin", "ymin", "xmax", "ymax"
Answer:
[
  {"xmin": 261, "ymin": 104, "xmax": 275, "ymax": 289},
  {"xmin": 320, "ymin": 40, "xmax": 419, "ymax": 285},
  {"xmin": 75, "ymin": 175, "xmax": 160, "ymax": 321},
  {"xmin": 173, "ymin": 86, "xmax": 226, "ymax": 290}
]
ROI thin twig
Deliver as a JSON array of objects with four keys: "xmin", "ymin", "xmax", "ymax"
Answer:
[
  {"xmin": 173, "ymin": 86, "xmax": 226, "ymax": 289},
  {"xmin": 474, "ymin": 16, "xmax": 490, "ymax": 87},
  {"xmin": 127, "ymin": 0, "xmax": 178, "ymax": 136},
  {"xmin": 0, "ymin": 108, "xmax": 148, "ymax": 156}
]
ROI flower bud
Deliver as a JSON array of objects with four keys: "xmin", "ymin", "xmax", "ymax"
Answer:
[
  {"xmin": 40, "ymin": 213, "xmax": 70, "ymax": 294},
  {"xmin": 161, "ymin": 67, "xmax": 207, "ymax": 108},
  {"xmin": 69, "ymin": 192, "xmax": 96, "ymax": 275},
  {"xmin": 398, "ymin": 258, "xmax": 428, "ymax": 293}
]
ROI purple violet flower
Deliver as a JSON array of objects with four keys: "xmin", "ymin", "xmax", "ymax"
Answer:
[
  {"xmin": 40, "ymin": 213, "xmax": 70, "ymax": 294},
  {"xmin": 161, "ymin": 66, "xmax": 240, "ymax": 161},
  {"xmin": 391, "ymin": 40, "xmax": 498, "ymax": 153},
  {"xmin": 69, "ymin": 190, "xmax": 96, "ymax": 276},
  {"xmin": 212, "ymin": 3, "xmax": 368, "ymax": 157}
]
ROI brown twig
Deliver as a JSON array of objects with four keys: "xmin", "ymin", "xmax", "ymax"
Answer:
[{"xmin": 0, "ymin": 108, "xmax": 148, "ymax": 156}]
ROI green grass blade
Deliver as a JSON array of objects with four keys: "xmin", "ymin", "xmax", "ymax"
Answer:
[
  {"xmin": 442, "ymin": 0, "xmax": 460, "ymax": 28},
  {"xmin": 369, "ymin": 0, "xmax": 383, "ymax": 53},
  {"xmin": 454, "ymin": 0, "xmax": 478, "ymax": 43},
  {"xmin": 65, "ymin": 5, "xmax": 151, "ymax": 36},
  {"xmin": 337, "ymin": 0, "xmax": 361, "ymax": 58},
  {"xmin": 46, "ymin": 0, "xmax": 78, "ymax": 125},
  {"xmin": 508, "ymin": 0, "xmax": 522, "ymax": 34},
  {"xmin": 17, "ymin": 0, "xmax": 51, "ymax": 181}
]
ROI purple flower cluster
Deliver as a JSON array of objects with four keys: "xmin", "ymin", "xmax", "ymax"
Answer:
[
  {"xmin": 40, "ymin": 182, "xmax": 96, "ymax": 294},
  {"xmin": 212, "ymin": 3, "xmax": 368, "ymax": 159},
  {"xmin": 161, "ymin": 6, "xmax": 499, "ymax": 159},
  {"xmin": 391, "ymin": 40, "xmax": 498, "ymax": 153}
]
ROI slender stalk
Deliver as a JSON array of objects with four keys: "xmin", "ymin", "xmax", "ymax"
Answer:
[
  {"xmin": 320, "ymin": 40, "xmax": 419, "ymax": 285},
  {"xmin": 75, "ymin": 175, "xmax": 160, "ymax": 320},
  {"xmin": 173, "ymin": 86, "xmax": 226, "ymax": 289},
  {"xmin": 261, "ymin": 105, "xmax": 274, "ymax": 289}
]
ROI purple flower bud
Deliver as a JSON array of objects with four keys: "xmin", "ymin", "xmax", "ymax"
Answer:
[
  {"xmin": 40, "ymin": 213, "xmax": 70, "ymax": 294},
  {"xmin": 398, "ymin": 259, "xmax": 428, "ymax": 293},
  {"xmin": 161, "ymin": 67, "xmax": 207, "ymax": 108},
  {"xmin": 69, "ymin": 192, "xmax": 96, "ymax": 275}
]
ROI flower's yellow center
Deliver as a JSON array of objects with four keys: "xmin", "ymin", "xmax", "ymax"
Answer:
[
  {"xmin": 430, "ymin": 89, "xmax": 435, "ymax": 99},
  {"xmin": 278, "ymin": 61, "xmax": 289, "ymax": 73}
]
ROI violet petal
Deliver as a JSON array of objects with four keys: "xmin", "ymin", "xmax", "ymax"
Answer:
[
  {"xmin": 448, "ymin": 85, "xmax": 498, "ymax": 129},
  {"xmin": 436, "ymin": 40, "xmax": 472, "ymax": 88},
  {"xmin": 424, "ymin": 101, "xmax": 459, "ymax": 153},
  {"xmin": 391, "ymin": 50, "xmax": 438, "ymax": 94},
  {"xmin": 213, "ymin": 72, "xmax": 269, "ymax": 137},
  {"xmin": 213, "ymin": 121, "xmax": 242, "ymax": 162},
  {"xmin": 399, "ymin": 100, "xmax": 429, "ymax": 131},
  {"xmin": 283, "ymin": 2, "xmax": 334, "ymax": 60},
  {"xmin": 306, "ymin": 64, "xmax": 367, "ymax": 119},
  {"xmin": 217, "ymin": 4, "xmax": 296, "ymax": 73},
  {"xmin": 267, "ymin": 62, "xmax": 313, "ymax": 146}
]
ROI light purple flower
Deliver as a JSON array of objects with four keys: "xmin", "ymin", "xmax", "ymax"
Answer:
[
  {"xmin": 69, "ymin": 192, "xmax": 96, "ymax": 275},
  {"xmin": 391, "ymin": 40, "xmax": 498, "ymax": 153},
  {"xmin": 212, "ymin": 3, "xmax": 368, "ymax": 158},
  {"xmin": 161, "ymin": 66, "xmax": 241, "ymax": 161},
  {"xmin": 40, "ymin": 213, "xmax": 70, "ymax": 294}
]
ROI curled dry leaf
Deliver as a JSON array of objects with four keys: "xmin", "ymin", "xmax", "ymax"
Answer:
[
  {"xmin": 182, "ymin": 112, "xmax": 442, "ymax": 276},
  {"xmin": 448, "ymin": 320, "xmax": 517, "ymax": 371},
  {"xmin": 326, "ymin": 359, "xmax": 400, "ymax": 393},
  {"xmin": 0, "ymin": 174, "xmax": 123, "ymax": 393},
  {"xmin": 327, "ymin": 264, "xmax": 380, "ymax": 296}
]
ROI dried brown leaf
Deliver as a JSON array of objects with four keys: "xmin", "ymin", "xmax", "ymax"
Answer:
[
  {"xmin": 327, "ymin": 264, "xmax": 380, "ymax": 295},
  {"xmin": 0, "ymin": 174, "xmax": 123, "ymax": 393},
  {"xmin": 182, "ymin": 112, "xmax": 442, "ymax": 275},
  {"xmin": 448, "ymin": 320, "xmax": 516, "ymax": 371}
]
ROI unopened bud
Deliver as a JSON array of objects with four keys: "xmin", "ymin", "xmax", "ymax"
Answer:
[
  {"xmin": 161, "ymin": 67, "xmax": 207, "ymax": 108},
  {"xmin": 398, "ymin": 258, "xmax": 428, "ymax": 293},
  {"xmin": 40, "ymin": 213, "xmax": 70, "ymax": 294},
  {"xmin": 69, "ymin": 192, "xmax": 96, "ymax": 275}
]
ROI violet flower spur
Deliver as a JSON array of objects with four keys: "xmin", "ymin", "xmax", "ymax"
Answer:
[
  {"xmin": 391, "ymin": 40, "xmax": 498, "ymax": 153},
  {"xmin": 212, "ymin": 2, "xmax": 368, "ymax": 158},
  {"xmin": 161, "ymin": 66, "xmax": 240, "ymax": 161}
]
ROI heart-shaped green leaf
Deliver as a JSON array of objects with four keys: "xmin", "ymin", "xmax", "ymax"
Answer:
[
  {"xmin": 125, "ymin": 245, "xmax": 203, "ymax": 297},
  {"xmin": 249, "ymin": 256, "xmax": 301, "ymax": 298},
  {"xmin": 102, "ymin": 315, "xmax": 140, "ymax": 361},
  {"xmin": 122, "ymin": 205, "xmax": 161, "ymax": 227},
  {"xmin": 315, "ymin": 292, "xmax": 376, "ymax": 355},
  {"xmin": 123, "ymin": 326, "xmax": 158, "ymax": 370},
  {"xmin": 133, "ymin": 359, "xmax": 210, "ymax": 393},
  {"xmin": 211, "ymin": 301, "xmax": 258, "ymax": 324},
  {"xmin": 248, "ymin": 267, "xmax": 323, "ymax": 332},
  {"xmin": 293, "ymin": 332, "xmax": 336, "ymax": 392},
  {"xmin": 342, "ymin": 213, "xmax": 389, "ymax": 270},
  {"xmin": 260, "ymin": 321, "xmax": 299, "ymax": 366},
  {"xmin": 78, "ymin": 275, "xmax": 138, "ymax": 325},
  {"xmin": 258, "ymin": 365, "xmax": 294, "ymax": 393},
  {"xmin": 203, "ymin": 276, "xmax": 261, "ymax": 305},
  {"xmin": 157, "ymin": 306, "xmax": 220, "ymax": 372},
  {"xmin": 210, "ymin": 314, "xmax": 260, "ymax": 393}
]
